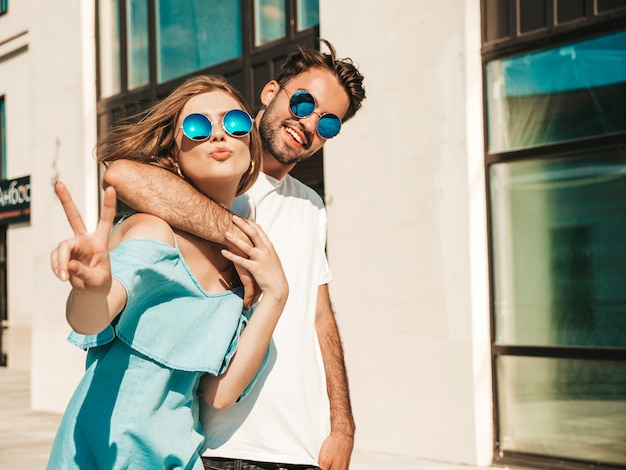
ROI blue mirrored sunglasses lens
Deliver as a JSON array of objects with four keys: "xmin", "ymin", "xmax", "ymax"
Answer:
[
  {"xmin": 182, "ymin": 114, "xmax": 212, "ymax": 141},
  {"xmin": 223, "ymin": 109, "xmax": 253, "ymax": 137},
  {"xmin": 317, "ymin": 114, "xmax": 341, "ymax": 139},
  {"xmin": 289, "ymin": 91, "xmax": 315, "ymax": 117}
]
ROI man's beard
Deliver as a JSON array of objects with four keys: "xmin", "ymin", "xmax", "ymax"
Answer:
[{"xmin": 258, "ymin": 101, "xmax": 316, "ymax": 166}]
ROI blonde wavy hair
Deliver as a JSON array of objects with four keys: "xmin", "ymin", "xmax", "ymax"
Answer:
[{"xmin": 97, "ymin": 75, "xmax": 261, "ymax": 196}]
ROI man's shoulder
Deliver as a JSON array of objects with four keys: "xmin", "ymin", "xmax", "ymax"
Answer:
[{"xmin": 282, "ymin": 174, "xmax": 324, "ymax": 206}]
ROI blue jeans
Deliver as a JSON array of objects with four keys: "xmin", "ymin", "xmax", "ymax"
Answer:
[{"xmin": 202, "ymin": 456, "xmax": 320, "ymax": 470}]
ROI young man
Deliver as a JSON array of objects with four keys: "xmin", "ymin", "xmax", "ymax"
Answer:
[{"xmin": 103, "ymin": 40, "xmax": 366, "ymax": 470}]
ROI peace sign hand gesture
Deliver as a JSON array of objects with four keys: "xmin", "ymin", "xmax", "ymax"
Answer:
[{"xmin": 50, "ymin": 182, "xmax": 117, "ymax": 295}]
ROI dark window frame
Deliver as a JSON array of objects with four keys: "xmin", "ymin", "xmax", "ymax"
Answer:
[
  {"xmin": 95, "ymin": 0, "xmax": 323, "ymax": 200},
  {"xmin": 482, "ymin": 2, "xmax": 626, "ymax": 469},
  {"xmin": 482, "ymin": 0, "xmax": 626, "ymax": 60}
]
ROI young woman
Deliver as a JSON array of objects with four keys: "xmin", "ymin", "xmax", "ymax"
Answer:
[{"xmin": 47, "ymin": 75, "xmax": 288, "ymax": 469}]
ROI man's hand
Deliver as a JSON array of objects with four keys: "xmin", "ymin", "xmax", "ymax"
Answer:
[
  {"xmin": 315, "ymin": 285, "xmax": 355, "ymax": 470},
  {"xmin": 317, "ymin": 431, "xmax": 354, "ymax": 470},
  {"xmin": 103, "ymin": 161, "xmax": 262, "ymax": 308}
]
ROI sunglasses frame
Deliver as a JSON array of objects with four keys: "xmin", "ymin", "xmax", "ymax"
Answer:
[
  {"xmin": 180, "ymin": 109, "xmax": 253, "ymax": 142},
  {"xmin": 280, "ymin": 87, "xmax": 342, "ymax": 139}
]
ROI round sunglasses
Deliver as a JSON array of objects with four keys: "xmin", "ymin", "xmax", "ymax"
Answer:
[
  {"xmin": 181, "ymin": 109, "xmax": 253, "ymax": 141},
  {"xmin": 281, "ymin": 88, "xmax": 342, "ymax": 139}
]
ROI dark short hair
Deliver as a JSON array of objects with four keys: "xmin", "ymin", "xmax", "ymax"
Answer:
[{"xmin": 276, "ymin": 39, "xmax": 366, "ymax": 123}]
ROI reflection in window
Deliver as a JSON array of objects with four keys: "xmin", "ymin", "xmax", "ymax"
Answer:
[
  {"xmin": 127, "ymin": 0, "xmax": 149, "ymax": 90},
  {"xmin": 297, "ymin": 0, "xmax": 319, "ymax": 31},
  {"xmin": 486, "ymin": 29, "xmax": 626, "ymax": 152},
  {"xmin": 497, "ymin": 356, "xmax": 626, "ymax": 465},
  {"xmin": 156, "ymin": 1, "xmax": 242, "ymax": 83},
  {"xmin": 490, "ymin": 151, "xmax": 626, "ymax": 347},
  {"xmin": 255, "ymin": 0, "xmax": 286, "ymax": 46},
  {"xmin": 99, "ymin": 0, "xmax": 122, "ymax": 98}
]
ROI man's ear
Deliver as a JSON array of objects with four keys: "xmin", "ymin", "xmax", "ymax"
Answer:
[{"xmin": 260, "ymin": 80, "xmax": 280, "ymax": 106}]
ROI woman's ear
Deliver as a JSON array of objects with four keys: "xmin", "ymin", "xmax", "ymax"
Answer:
[{"xmin": 260, "ymin": 80, "xmax": 280, "ymax": 106}]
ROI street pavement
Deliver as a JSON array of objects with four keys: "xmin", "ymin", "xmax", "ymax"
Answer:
[{"xmin": 0, "ymin": 368, "xmax": 502, "ymax": 470}]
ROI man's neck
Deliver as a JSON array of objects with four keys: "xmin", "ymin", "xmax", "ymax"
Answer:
[{"xmin": 260, "ymin": 153, "xmax": 295, "ymax": 180}]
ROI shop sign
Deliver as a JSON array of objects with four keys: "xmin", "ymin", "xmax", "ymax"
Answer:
[{"xmin": 0, "ymin": 176, "xmax": 31, "ymax": 226}]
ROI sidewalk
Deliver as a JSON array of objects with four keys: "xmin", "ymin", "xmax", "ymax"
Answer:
[
  {"xmin": 0, "ymin": 369, "xmax": 62, "ymax": 469},
  {"xmin": 0, "ymin": 368, "xmax": 501, "ymax": 470}
]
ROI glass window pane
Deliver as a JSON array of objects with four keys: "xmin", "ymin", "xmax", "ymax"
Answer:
[
  {"xmin": 297, "ymin": 0, "xmax": 319, "ymax": 31},
  {"xmin": 127, "ymin": 0, "xmax": 149, "ymax": 90},
  {"xmin": 484, "ymin": 0, "xmax": 510, "ymax": 43},
  {"xmin": 156, "ymin": 0, "xmax": 242, "ymax": 83},
  {"xmin": 556, "ymin": 0, "xmax": 586, "ymax": 23},
  {"xmin": 597, "ymin": 0, "xmax": 626, "ymax": 13},
  {"xmin": 490, "ymin": 151, "xmax": 626, "ymax": 347},
  {"xmin": 254, "ymin": 0, "xmax": 286, "ymax": 46},
  {"xmin": 99, "ymin": 0, "xmax": 121, "ymax": 98},
  {"xmin": 519, "ymin": 0, "xmax": 546, "ymax": 33},
  {"xmin": 497, "ymin": 356, "xmax": 626, "ymax": 465},
  {"xmin": 486, "ymin": 30, "xmax": 626, "ymax": 153}
]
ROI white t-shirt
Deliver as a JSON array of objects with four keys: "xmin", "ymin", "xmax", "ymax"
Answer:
[{"xmin": 200, "ymin": 172, "xmax": 332, "ymax": 466}]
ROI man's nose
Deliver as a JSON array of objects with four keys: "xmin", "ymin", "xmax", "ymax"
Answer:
[{"xmin": 298, "ymin": 111, "xmax": 321, "ymax": 135}]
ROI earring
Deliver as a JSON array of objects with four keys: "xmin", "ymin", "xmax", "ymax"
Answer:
[
  {"xmin": 174, "ymin": 162, "xmax": 184, "ymax": 178},
  {"xmin": 248, "ymin": 161, "xmax": 256, "ymax": 174}
]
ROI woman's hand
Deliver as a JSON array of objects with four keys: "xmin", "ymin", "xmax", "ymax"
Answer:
[
  {"xmin": 50, "ymin": 182, "xmax": 117, "ymax": 294},
  {"xmin": 203, "ymin": 215, "xmax": 288, "ymax": 408},
  {"xmin": 220, "ymin": 215, "xmax": 288, "ymax": 304}
]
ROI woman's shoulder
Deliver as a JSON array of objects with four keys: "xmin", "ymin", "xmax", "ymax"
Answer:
[{"xmin": 109, "ymin": 213, "xmax": 175, "ymax": 249}]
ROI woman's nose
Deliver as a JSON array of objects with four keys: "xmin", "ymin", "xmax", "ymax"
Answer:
[{"xmin": 209, "ymin": 122, "xmax": 227, "ymax": 141}]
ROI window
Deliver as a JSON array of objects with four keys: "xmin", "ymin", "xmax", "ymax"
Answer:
[
  {"xmin": 496, "ymin": 355, "xmax": 626, "ymax": 463},
  {"xmin": 486, "ymin": 30, "xmax": 626, "ymax": 152},
  {"xmin": 297, "ymin": 0, "xmax": 319, "ymax": 31},
  {"xmin": 0, "ymin": 0, "xmax": 7, "ymax": 16},
  {"xmin": 96, "ymin": 1, "xmax": 323, "ymax": 196},
  {"xmin": 519, "ymin": 0, "xmax": 547, "ymax": 33},
  {"xmin": 156, "ymin": 0, "xmax": 242, "ymax": 83},
  {"xmin": 483, "ymin": 3, "xmax": 626, "ymax": 468},
  {"xmin": 127, "ymin": 0, "xmax": 149, "ymax": 90},
  {"xmin": 255, "ymin": 0, "xmax": 286, "ymax": 46},
  {"xmin": 98, "ymin": 0, "xmax": 121, "ymax": 98},
  {"xmin": 491, "ymin": 151, "xmax": 626, "ymax": 350},
  {"xmin": 482, "ymin": 0, "xmax": 626, "ymax": 53},
  {"xmin": 97, "ymin": 1, "xmax": 321, "ymax": 102},
  {"xmin": 598, "ymin": 0, "xmax": 626, "ymax": 13},
  {"xmin": 556, "ymin": 0, "xmax": 586, "ymax": 24},
  {"xmin": 488, "ymin": 84, "xmax": 626, "ymax": 469}
]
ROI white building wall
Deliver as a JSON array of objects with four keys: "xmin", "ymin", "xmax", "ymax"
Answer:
[
  {"xmin": 321, "ymin": 0, "xmax": 492, "ymax": 465},
  {"xmin": 0, "ymin": 0, "xmax": 32, "ymax": 372},
  {"xmin": 0, "ymin": 0, "xmax": 98, "ymax": 412}
]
